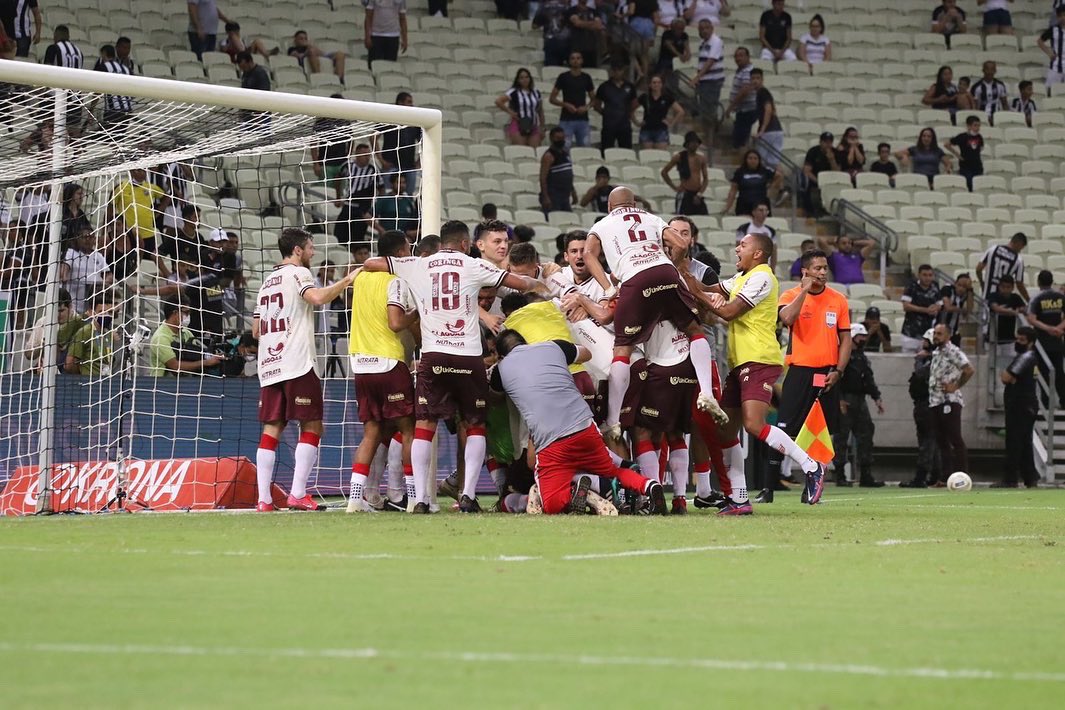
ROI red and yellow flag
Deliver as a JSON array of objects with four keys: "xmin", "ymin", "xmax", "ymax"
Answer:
[{"xmin": 795, "ymin": 400, "xmax": 835, "ymax": 464}]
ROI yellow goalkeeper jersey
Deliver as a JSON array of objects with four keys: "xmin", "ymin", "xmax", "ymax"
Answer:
[
  {"xmin": 349, "ymin": 271, "xmax": 405, "ymax": 362},
  {"xmin": 504, "ymin": 301, "xmax": 586, "ymax": 375}
]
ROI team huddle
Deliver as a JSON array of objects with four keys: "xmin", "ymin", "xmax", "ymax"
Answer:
[{"xmin": 251, "ymin": 187, "xmax": 832, "ymax": 516}]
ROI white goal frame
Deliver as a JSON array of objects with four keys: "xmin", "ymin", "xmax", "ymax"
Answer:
[{"xmin": 0, "ymin": 61, "xmax": 443, "ymax": 513}]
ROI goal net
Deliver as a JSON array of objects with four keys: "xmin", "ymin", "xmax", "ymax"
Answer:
[{"xmin": 0, "ymin": 61, "xmax": 442, "ymax": 515}]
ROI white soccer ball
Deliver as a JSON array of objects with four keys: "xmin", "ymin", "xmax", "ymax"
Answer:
[{"xmin": 946, "ymin": 471, "xmax": 972, "ymax": 492}]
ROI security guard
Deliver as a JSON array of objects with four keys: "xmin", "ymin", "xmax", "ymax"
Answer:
[{"xmin": 833, "ymin": 324, "xmax": 885, "ymax": 487}]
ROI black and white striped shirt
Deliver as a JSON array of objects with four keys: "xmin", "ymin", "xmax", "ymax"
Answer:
[
  {"xmin": 8, "ymin": 0, "xmax": 37, "ymax": 39},
  {"xmin": 1010, "ymin": 96, "xmax": 1037, "ymax": 119},
  {"xmin": 43, "ymin": 40, "xmax": 83, "ymax": 69},
  {"xmin": 979, "ymin": 243, "xmax": 1024, "ymax": 300},
  {"xmin": 95, "ymin": 59, "xmax": 134, "ymax": 113},
  {"xmin": 697, "ymin": 34, "xmax": 725, "ymax": 83},
  {"xmin": 344, "ymin": 161, "xmax": 379, "ymax": 200},
  {"xmin": 972, "ymin": 78, "xmax": 1008, "ymax": 115},
  {"xmin": 504, "ymin": 87, "xmax": 542, "ymax": 123},
  {"xmin": 1041, "ymin": 24, "xmax": 1064, "ymax": 73}
]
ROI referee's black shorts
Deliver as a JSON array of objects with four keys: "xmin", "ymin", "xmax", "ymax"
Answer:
[{"xmin": 775, "ymin": 364, "xmax": 840, "ymax": 437}]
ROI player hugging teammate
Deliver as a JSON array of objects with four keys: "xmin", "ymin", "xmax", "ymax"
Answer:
[{"xmin": 254, "ymin": 188, "xmax": 825, "ymax": 516}]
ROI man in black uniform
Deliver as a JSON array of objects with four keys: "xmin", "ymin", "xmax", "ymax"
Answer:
[
  {"xmin": 832, "ymin": 324, "xmax": 885, "ymax": 487},
  {"xmin": 1026, "ymin": 269, "xmax": 1065, "ymax": 406},
  {"xmin": 900, "ymin": 328, "xmax": 940, "ymax": 488},
  {"xmin": 539, "ymin": 126, "xmax": 577, "ymax": 214},
  {"xmin": 996, "ymin": 326, "xmax": 1040, "ymax": 488}
]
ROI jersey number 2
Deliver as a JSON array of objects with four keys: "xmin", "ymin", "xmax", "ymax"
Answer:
[
  {"xmin": 623, "ymin": 213, "xmax": 649, "ymax": 243},
  {"xmin": 431, "ymin": 271, "xmax": 460, "ymax": 311},
  {"xmin": 258, "ymin": 293, "xmax": 287, "ymax": 334}
]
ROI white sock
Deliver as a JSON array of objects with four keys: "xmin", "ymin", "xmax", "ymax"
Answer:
[
  {"xmin": 291, "ymin": 440, "xmax": 319, "ymax": 499},
  {"xmin": 723, "ymin": 441, "xmax": 748, "ymax": 503},
  {"xmin": 462, "ymin": 434, "xmax": 487, "ymax": 500},
  {"xmin": 606, "ymin": 358, "xmax": 631, "ymax": 425},
  {"xmin": 386, "ymin": 437, "xmax": 404, "ymax": 502},
  {"xmin": 348, "ymin": 472, "xmax": 367, "ymax": 501},
  {"xmin": 366, "ymin": 444, "xmax": 386, "ymax": 499},
  {"xmin": 412, "ymin": 436, "xmax": 433, "ymax": 504},
  {"xmin": 668, "ymin": 442, "xmax": 689, "ymax": 496},
  {"xmin": 688, "ymin": 337, "xmax": 716, "ymax": 400},
  {"xmin": 255, "ymin": 447, "xmax": 275, "ymax": 504},
  {"xmin": 636, "ymin": 445, "xmax": 660, "ymax": 484},
  {"xmin": 404, "ymin": 475, "xmax": 416, "ymax": 502},
  {"xmin": 504, "ymin": 492, "xmax": 528, "ymax": 513},
  {"xmin": 760, "ymin": 425, "xmax": 818, "ymax": 473},
  {"xmin": 606, "ymin": 448, "xmax": 624, "ymax": 466},
  {"xmin": 695, "ymin": 465, "xmax": 712, "ymax": 498},
  {"xmin": 489, "ymin": 461, "xmax": 508, "ymax": 497}
]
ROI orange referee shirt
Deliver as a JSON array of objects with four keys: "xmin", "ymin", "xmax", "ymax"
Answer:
[{"xmin": 778, "ymin": 285, "xmax": 851, "ymax": 367}]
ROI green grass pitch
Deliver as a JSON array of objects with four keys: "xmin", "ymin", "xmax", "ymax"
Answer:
[{"xmin": 1, "ymin": 487, "xmax": 1063, "ymax": 708}]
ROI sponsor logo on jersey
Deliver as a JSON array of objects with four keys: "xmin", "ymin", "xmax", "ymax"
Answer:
[
  {"xmin": 642, "ymin": 283, "xmax": 678, "ymax": 298},
  {"xmin": 641, "ymin": 243, "xmax": 661, "ymax": 253},
  {"xmin": 428, "ymin": 258, "xmax": 464, "ymax": 268},
  {"xmin": 418, "ymin": 396, "xmax": 428, "ymax": 404},
  {"xmin": 260, "ymin": 356, "xmax": 281, "ymax": 367},
  {"xmin": 432, "ymin": 366, "xmax": 473, "ymax": 375},
  {"xmin": 475, "ymin": 399, "xmax": 486, "ymax": 407},
  {"xmin": 624, "ymin": 325, "xmax": 642, "ymax": 335},
  {"xmin": 267, "ymin": 342, "xmax": 285, "ymax": 357},
  {"xmin": 387, "ymin": 392, "xmax": 406, "ymax": 402},
  {"xmin": 295, "ymin": 396, "xmax": 312, "ymax": 405},
  {"xmin": 762, "ymin": 382, "xmax": 773, "ymax": 392},
  {"xmin": 640, "ymin": 406, "xmax": 660, "ymax": 417},
  {"xmin": 262, "ymin": 275, "xmax": 283, "ymax": 289},
  {"xmin": 443, "ymin": 319, "xmax": 465, "ymax": 334},
  {"xmin": 638, "ymin": 370, "xmax": 648, "ymax": 381},
  {"xmin": 670, "ymin": 376, "xmax": 698, "ymax": 385},
  {"xmin": 260, "ymin": 368, "xmax": 281, "ymax": 379}
]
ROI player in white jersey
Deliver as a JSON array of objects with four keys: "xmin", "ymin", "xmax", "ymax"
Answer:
[
  {"xmin": 253, "ymin": 228, "xmax": 356, "ymax": 512},
  {"xmin": 359, "ymin": 220, "xmax": 547, "ymax": 513}
]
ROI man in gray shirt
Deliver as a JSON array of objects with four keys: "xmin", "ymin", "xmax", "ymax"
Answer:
[
  {"xmin": 724, "ymin": 46, "xmax": 758, "ymax": 149},
  {"xmin": 187, "ymin": 0, "xmax": 229, "ymax": 60},
  {"xmin": 365, "ymin": 0, "xmax": 408, "ymax": 67},
  {"xmin": 491, "ymin": 331, "xmax": 665, "ymax": 514}
]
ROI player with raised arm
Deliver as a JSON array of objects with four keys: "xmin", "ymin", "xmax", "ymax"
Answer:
[
  {"xmin": 359, "ymin": 220, "xmax": 548, "ymax": 513},
  {"xmin": 683, "ymin": 233, "xmax": 829, "ymax": 514},
  {"xmin": 254, "ymin": 227, "xmax": 356, "ymax": 512},
  {"xmin": 582, "ymin": 186, "xmax": 726, "ymax": 441},
  {"xmin": 346, "ymin": 229, "xmax": 416, "ymax": 513}
]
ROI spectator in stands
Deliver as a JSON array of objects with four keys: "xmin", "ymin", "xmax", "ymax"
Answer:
[
  {"xmin": 932, "ymin": 0, "xmax": 968, "ymax": 46},
  {"xmin": 656, "ymin": 0, "xmax": 686, "ymax": 29},
  {"xmin": 724, "ymin": 46, "xmax": 758, "ymax": 149},
  {"xmin": 789, "ymin": 238, "xmax": 815, "ymax": 278},
  {"xmin": 750, "ymin": 68, "xmax": 785, "ymax": 171},
  {"xmin": 863, "ymin": 306, "xmax": 893, "ymax": 352},
  {"xmin": 64, "ymin": 290, "xmax": 118, "ymax": 376},
  {"xmin": 113, "ymin": 167, "xmax": 170, "ymax": 277},
  {"xmin": 685, "ymin": 0, "xmax": 730, "ymax": 27},
  {"xmin": 987, "ymin": 274, "xmax": 1027, "ymax": 363},
  {"xmin": 288, "ymin": 30, "xmax": 346, "ymax": 79},
  {"xmin": 901, "ymin": 264, "xmax": 942, "ymax": 353},
  {"xmin": 43, "ymin": 25, "xmax": 84, "ymax": 70},
  {"xmin": 237, "ymin": 50, "xmax": 271, "ymax": 92},
  {"xmin": 661, "ymin": 131, "xmax": 709, "ymax": 215},
  {"xmin": 690, "ymin": 19, "xmax": 725, "ymax": 126},
  {"xmin": 187, "ymin": 0, "xmax": 230, "ymax": 60},
  {"xmin": 955, "ymin": 76, "xmax": 978, "ymax": 112},
  {"xmin": 870, "ymin": 142, "xmax": 898, "ymax": 187},
  {"xmin": 1, "ymin": 0, "xmax": 41, "ymax": 58},
  {"xmin": 364, "ymin": 0, "xmax": 408, "ymax": 67},
  {"xmin": 636, "ymin": 74, "xmax": 683, "ymax": 149},
  {"xmin": 801, "ymin": 132, "xmax": 839, "ymax": 217},
  {"xmin": 497, "ymin": 68, "xmax": 546, "ymax": 148},
  {"xmin": 551, "ymin": 52, "xmax": 596, "ymax": 147},
  {"xmin": 579, "ymin": 166, "xmax": 652, "ymax": 212},
  {"xmin": 979, "ymin": 0, "xmax": 1014, "ymax": 35},
  {"xmin": 921, "ymin": 65, "xmax": 958, "ymax": 117},
  {"xmin": 149, "ymin": 298, "xmax": 223, "ymax": 377},
  {"xmin": 540, "ymin": 126, "xmax": 577, "ymax": 213},
  {"xmin": 164, "ymin": 204, "xmax": 206, "ymax": 268},
  {"xmin": 92, "ymin": 45, "xmax": 135, "ymax": 130},
  {"xmin": 18, "ymin": 117, "xmax": 52, "ymax": 154},
  {"xmin": 945, "ymin": 115, "xmax": 984, "ymax": 191},
  {"xmin": 60, "ymin": 184, "xmax": 90, "ymax": 251},
  {"xmin": 797, "ymin": 14, "xmax": 831, "ymax": 72},
  {"xmin": 97, "ymin": 220, "xmax": 137, "ymax": 283},
  {"xmin": 723, "ymin": 149, "xmax": 781, "ymax": 216},
  {"xmin": 220, "ymin": 22, "xmax": 274, "ymax": 62},
  {"xmin": 928, "ymin": 322, "xmax": 973, "ymax": 486},
  {"xmin": 473, "ymin": 204, "xmax": 515, "ymax": 241},
  {"xmin": 759, "ymin": 0, "xmax": 796, "ymax": 63},
  {"xmin": 624, "ymin": 0, "xmax": 659, "ymax": 77},
  {"xmin": 513, "ymin": 225, "xmax": 535, "ymax": 244},
  {"xmin": 938, "ymin": 272, "xmax": 974, "ymax": 342},
  {"xmin": 595, "ymin": 62, "xmax": 638, "ymax": 151},
  {"xmin": 1027, "ymin": 269, "xmax": 1065, "ymax": 404},
  {"xmin": 430, "ymin": 0, "xmax": 449, "ymax": 18},
  {"xmin": 373, "ymin": 174, "xmax": 419, "ymax": 240},
  {"xmin": 567, "ymin": 0, "xmax": 605, "ymax": 69},
  {"xmin": 28, "ymin": 288, "xmax": 84, "ymax": 373},
  {"xmin": 977, "ymin": 231, "xmax": 1028, "ymax": 301},
  {"xmin": 379, "ymin": 92, "xmax": 422, "ymax": 193},
  {"xmin": 835, "ymin": 127, "xmax": 865, "ymax": 184},
  {"xmin": 311, "ymin": 96, "xmax": 353, "ymax": 194},
  {"xmin": 654, "ymin": 17, "xmax": 690, "ymax": 76},
  {"xmin": 61, "ymin": 225, "xmax": 114, "ymax": 315},
  {"xmin": 1039, "ymin": 8, "xmax": 1065, "ymax": 91},
  {"xmin": 533, "ymin": 0, "xmax": 572, "ymax": 67},
  {"xmin": 1011, "ymin": 80, "xmax": 1037, "ymax": 127},
  {"xmin": 826, "ymin": 234, "xmax": 873, "ymax": 285},
  {"xmin": 336, "ymin": 143, "xmax": 380, "ymax": 251},
  {"xmin": 896, "ymin": 127, "xmax": 952, "ymax": 187},
  {"xmin": 115, "ymin": 36, "xmax": 136, "ymax": 73},
  {"xmin": 733, "ymin": 202, "xmax": 776, "ymax": 249},
  {"xmin": 350, "ymin": 242, "xmax": 372, "ymax": 264},
  {"xmin": 972, "ymin": 61, "xmax": 1008, "ymax": 122}
]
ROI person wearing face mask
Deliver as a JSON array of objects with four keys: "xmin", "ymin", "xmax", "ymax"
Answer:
[
  {"xmin": 900, "ymin": 329, "xmax": 942, "ymax": 488},
  {"xmin": 993, "ymin": 326, "xmax": 1040, "ymax": 488},
  {"xmin": 148, "ymin": 297, "xmax": 224, "ymax": 376},
  {"xmin": 64, "ymin": 290, "xmax": 120, "ymax": 376},
  {"xmin": 832, "ymin": 323, "xmax": 885, "ymax": 487}
]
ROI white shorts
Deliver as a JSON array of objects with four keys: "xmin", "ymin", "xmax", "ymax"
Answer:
[
  {"xmin": 899, "ymin": 335, "xmax": 924, "ymax": 354},
  {"xmin": 761, "ymin": 48, "xmax": 798, "ymax": 62},
  {"xmin": 1046, "ymin": 68, "xmax": 1065, "ymax": 86}
]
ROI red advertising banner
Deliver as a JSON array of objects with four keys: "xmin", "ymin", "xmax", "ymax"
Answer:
[{"xmin": 0, "ymin": 457, "xmax": 288, "ymax": 515}]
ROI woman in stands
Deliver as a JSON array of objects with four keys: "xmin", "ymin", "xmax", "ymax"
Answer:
[
  {"xmin": 722, "ymin": 149, "xmax": 782, "ymax": 216},
  {"xmin": 922, "ymin": 65, "xmax": 959, "ymax": 121},
  {"xmin": 684, "ymin": 0, "xmax": 730, "ymax": 27},
  {"xmin": 636, "ymin": 74, "xmax": 684, "ymax": 149},
  {"xmin": 835, "ymin": 126, "xmax": 865, "ymax": 185},
  {"xmin": 797, "ymin": 14, "xmax": 831, "ymax": 73},
  {"xmin": 896, "ymin": 127, "xmax": 953, "ymax": 187},
  {"xmin": 496, "ymin": 68, "xmax": 546, "ymax": 148}
]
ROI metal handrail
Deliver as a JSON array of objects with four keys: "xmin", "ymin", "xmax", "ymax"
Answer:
[
  {"xmin": 832, "ymin": 198, "xmax": 899, "ymax": 291},
  {"xmin": 1033, "ymin": 339, "xmax": 1057, "ymax": 481},
  {"xmin": 752, "ymin": 135, "xmax": 800, "ymax": 233}
]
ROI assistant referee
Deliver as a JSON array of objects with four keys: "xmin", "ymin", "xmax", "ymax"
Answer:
[{"xmin": 763, "ymin": 249, "xmax": 851, "ymax": 501}]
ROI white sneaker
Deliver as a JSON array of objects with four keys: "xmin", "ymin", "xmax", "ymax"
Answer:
[
  {"xmin": 585, "ymin": 490, "xmax": 618, "ymax": 516},
  {"xmin": 364, "ymin": 491, "xmax": 385, "ymax": 510},
  {"xmin": 526, "ymin": 484, "xmax": 543, "ymax": 515},
  {"xmin": 696, "ymin": 392, "xmax": 729, "ymax": 426},
  {"xmin": 600, "ymin": 422, "xmax": 622, "ymax": 440},
  {"xmin": 345, "ymin": 497, "xmax": 376, "ymax": 513}
]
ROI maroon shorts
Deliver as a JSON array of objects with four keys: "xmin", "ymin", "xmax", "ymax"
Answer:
[
  {"xmin": 258, "ymin": 368, "xmax": 324, "ymax": 423},
  {"xmin": 618, "ymin": 358, "xmax": 649, "ymax": 428},
  {"xmin": 613, "ymin": 264, "xmax": 699, "ymax": 347},
  {"xmin": 415, "ymin": 352, "xmax": 488, "ymax": 425},
  {"xmin": 572, "ymin": 371, "xmax": 596, "ymax": 409},
  {"xmin": 720, "ymin": 362, "xmax": 783, "ymax": 410},
  {"xmin": 354, "ymin": 363, "xmax": 414, "ymax": 423},
  {"xmin": 635, "ymin": 359, "xmax": 697, "ymax": 434}
]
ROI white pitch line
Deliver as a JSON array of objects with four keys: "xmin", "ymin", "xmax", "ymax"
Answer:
[{"xmin": 0, "ymin": 641, "xmax": 1061, "ymax": 684}]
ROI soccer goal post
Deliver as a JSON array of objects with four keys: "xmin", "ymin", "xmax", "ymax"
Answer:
[{"xmin": 0, "ymin": 61, "xmax": 441, "ymax": 515}]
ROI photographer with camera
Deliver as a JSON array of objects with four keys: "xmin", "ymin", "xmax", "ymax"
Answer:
[{"xmin": 148, "ymin": 297, "xmax": 224, "ymax": 377}]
